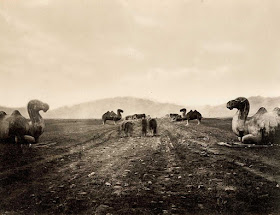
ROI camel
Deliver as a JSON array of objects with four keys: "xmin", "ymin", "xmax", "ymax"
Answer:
[
  {"xmin": 141, "ymin": 116, "xmax": 148, "ymax": 137},
  {"xmin": 227, "ymin": 97, "xmax": 280, "ymax": 144},
  {"xmin": 185, "ymin": 110, "xmax": 202, "ymax": 125},
  {"xmin": 0, "ymin": 100, "xmax": 49, "ymax": 144},
  {"xmin": 170, "ymin": 113, "xmax": 180, "ymax": 121},
  {"xmin": 148, "ymin": 118, "xmax": 157, "ymax": 136},
  {"xmin": 169, "ymin": 113, "xmax": 179, "ymax": 120},
  {"xmin": 125, "ymin": 115, "xmax": 133, "ymax": 120},
  {"xmin": 120, "ymin": 121, "xmax": 133, "ymax": 137},
  {"xmin": 132, "ymin": 114, "xmax": 146, "ymax": 120},
  {"xmin": 173, "ymin": 108, "xmax": 187, "ymax": 121},
  {"xmin": 102, "ymin": 109, "xmax": 123, "ymax": 125}
]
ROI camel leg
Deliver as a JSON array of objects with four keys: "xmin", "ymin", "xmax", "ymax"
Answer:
[
  {"xmin": 242, "ymin": 134, "xmax": 262, "ymax": 144},
  {"xmin": 185, "ymin": 120, "xmax": 189, "ymax": 126},
  {"xmin": 197, "ymin": 119, "xmax": 200, "ymax": 125}
]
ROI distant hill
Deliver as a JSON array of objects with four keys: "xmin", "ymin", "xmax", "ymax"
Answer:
[
  {"xmin": 1, "ymin": 96, "xmax": 280, "ymax": 119},
  {"xmin": 45, "ymin": 97, "xmax": 183, "ymax": 119},
  {"xmin": 45, "ymin": 96, "xmax": 280, "ymax": 119}
]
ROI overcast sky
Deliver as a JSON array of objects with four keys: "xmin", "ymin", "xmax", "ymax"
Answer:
[{"xmin": 0, "ymin": 0, "xmax": 279, "ymax": 108}]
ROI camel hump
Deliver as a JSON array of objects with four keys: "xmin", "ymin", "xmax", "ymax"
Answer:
[
  {"xmin": 255, "ymin": 107, "xmax": 268, "ymax": 115},
  {"xmin": 103, "ymin": 111, "xmax": 109, "ymax": 115},
  {"xmin": 186, "ymin": 110, "xmax": 193, "ymax": 116},
  {"xmin": 102, "ymin": 111, "xmax": 117, "ymax": 119},
  {"xmin": 8, "ymin": 112, "xmax": 29, "ymax": 136},
  {"xmin": 109, "ymin": 111, "xmax": 117, "ymax": 117},
  {"xmin": 11, "ymin": 110, "xmax": 22, "ymax": 116}
]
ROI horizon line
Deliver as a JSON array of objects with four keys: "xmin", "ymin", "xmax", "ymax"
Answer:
[{"xmin": 0, "ymin": 95, "xmax": 279, "ymax": 110}]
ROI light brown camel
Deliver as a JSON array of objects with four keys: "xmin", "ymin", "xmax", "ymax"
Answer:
[
  {"xmin": 0, "ymin": 100, "xmax": 49, "ymax": 144},
  {"xmin": 227, "ymin": 97, "xmax": 280, "ymax": 144},
  {"xmin": 185, "ymin": 110, "xmax": 202, "ymax": 126},
  {"xmin": 102, "ymin": 109, "xmax": 123, "ymax": 125}
]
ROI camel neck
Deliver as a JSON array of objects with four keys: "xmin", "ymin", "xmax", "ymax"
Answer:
[
  {"xmin": 238, "ymin": 107, "xmax": 249, "ymax": 121},
  {"xmin": 28, "ymin": 108, "xmax": 44, "ymax": 125}
]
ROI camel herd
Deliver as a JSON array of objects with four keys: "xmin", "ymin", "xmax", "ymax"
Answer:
[{"xmin": 0, "ymin": 97, "xmax": 280, "ymax": 145}]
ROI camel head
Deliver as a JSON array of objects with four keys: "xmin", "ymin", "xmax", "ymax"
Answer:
[
  {"xmin": 180, "ymin": 108, "xmax": 186, "ymax": 113},
  {"xmin": 28, "ymin": 100, "xmax": 49, "ymax": 113},
  {"xmin": 227, "ymin": 97, "xmax": 249, "ymax": 110},
  {"xmin": 117, "ymin": 109, "xmax": 124, "ymax": 114},
  {"xmin": 227, "ymin": 97, "xmax": 250, "ymax": 120}
]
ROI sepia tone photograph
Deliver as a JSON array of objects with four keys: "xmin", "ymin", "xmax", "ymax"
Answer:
[{"xmin": 0, "ymin": 0, "xmax": 280, "ymax": 214}]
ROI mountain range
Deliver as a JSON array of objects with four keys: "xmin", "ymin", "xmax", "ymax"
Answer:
[{"xmin": 1, "ymin": 96, "xmax": 280, "ymax": 119}]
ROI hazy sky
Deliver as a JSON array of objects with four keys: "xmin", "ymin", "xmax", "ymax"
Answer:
[{"xmin": 0, "ymin": 0, "xmax": 280, "ymax": 108}]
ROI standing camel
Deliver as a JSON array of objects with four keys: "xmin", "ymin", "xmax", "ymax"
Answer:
[
  {"xmin": 185, "ymin": 110, "xmax": 202, "ymax": 126},
  {"xmin": 102, "ymin": 109, "xmax": 123, "ymax": 125}
]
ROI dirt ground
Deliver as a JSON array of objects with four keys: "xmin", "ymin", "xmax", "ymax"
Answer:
[{"xmin": 0, "ymin": 118, "xmax": 280, "ymax": 215}]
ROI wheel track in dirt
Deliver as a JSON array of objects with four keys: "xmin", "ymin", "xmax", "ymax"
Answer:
[
  {"xmin": 162, "ymin": 120, "xmax": 280, "ymax": 185},
  {"xmin": 1, "ymin": 119, "xmax": 279, "ymax": 214},
  {"xmin": 0, "ymin": 126, "xmax": 117, "ymax": 181},
  {"xmin": 35, "ymin": 125, "xmax": 117, "ymax": 150},
  {"xmin": 175, "ymin": 122, "xmax": 280, "ymax": 171},
  {"xmin": 35, "ymin": 129, "xmax": 166, "ymax": 214},
  {"xmin": 111, "ymin": 123, "xmax": 219, "ymax": 214}
]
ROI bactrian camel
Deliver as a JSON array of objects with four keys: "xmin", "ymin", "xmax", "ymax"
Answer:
[
  {"xmin": 148, "ymin": 118, "xmax": 157, "ymax": 136},
  {"xmin": 174, "ymin": 108, "xmax": 202, "ymax": 125},
  {"xmin": 0, "ymin": 100, "xmax": 49, "ymax": 144},
  {"xmin": 102, "ymin": 109, "xmax": 123, "ymax": 125},
  {"xmin": 120, "ymin": 121, "xmax": 133, "ymax": 137},
  {"xmin": 185, "ymin": 110, "xmax": 202, "ymax": 126},
  {"xmin": 227, "ymin": 97, "xmax": 280, "ymax": 144}
]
